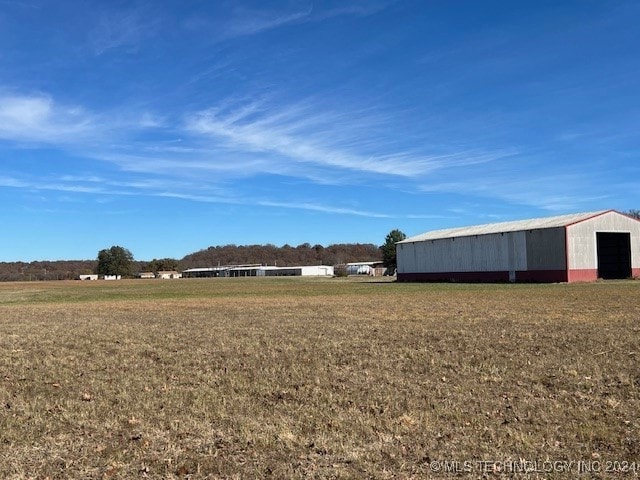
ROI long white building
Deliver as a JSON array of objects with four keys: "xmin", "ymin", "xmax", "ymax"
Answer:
[
  {"xmin": 182, "ymin": 265, "xmax": 334, "ymax": 278},
  {"xmin": 397, "ymin": 210, "xmax": 640, "ymax": 283}
]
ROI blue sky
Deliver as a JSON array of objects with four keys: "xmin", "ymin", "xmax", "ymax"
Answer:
[{"xmin": 1, "ymin": 0, "xmax": 638, "ymax": 261}]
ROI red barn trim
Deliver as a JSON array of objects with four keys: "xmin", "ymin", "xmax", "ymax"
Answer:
[{"xmin": 397, "ymin": 270, "xmax": 567, "ymax": 283}]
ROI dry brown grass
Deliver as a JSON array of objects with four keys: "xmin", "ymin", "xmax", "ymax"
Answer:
[{"xmin": 1, "ymin": 278, "xmax": 639, "ymax": 479}]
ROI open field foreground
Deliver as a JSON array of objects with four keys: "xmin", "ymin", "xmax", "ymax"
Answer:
[{"xmin": 1, "ymin": 278, "xmax": 639, "ymax": 479}]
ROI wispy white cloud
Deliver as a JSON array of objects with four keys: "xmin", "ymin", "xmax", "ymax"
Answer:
[
  {"xmin": 59, "ymin": 174, "xmax": 104, "ymax": 183},
  {"xmin": 420, "ymin": 173, "xmax": 610, "ymax": 212},
  {"xmin": 137, "ymin": 112, "xmax": 166, "ymax": 128},
  {"xmin": 154, "ymin": 192, "xmax": 390, "ymax": 218},
  {"xmin": 182, "ymin": 1, "xmax": 393, "ymax": 41},
  {"xmin": 154, "ymin": 191, "xmax": 238, "ymax": 204},
  {"xmin": 223, "ymin": 0, "xmax": 392, "ymax": 37},
  {"xmin": 0, "ymin": 94, "xmax": 95, "ymax": 143},
  {"xmin": 90, "ymin": 7, "xmax": 159, "ymax": 55},
  {"xmin": 405, "ymin": 213, "xmax": 453, "ymax": 219},
  {"xmin": 224, "ymin": 5, "xmax": 313, "ymax": 37},
  {"xmin": 0, "ymin": 87, "xmax": 509, "ymax": 187},
  {"xmin": 0, "ymin": 175, "xmax": 108, "ymax": 195},
  {"xmin": 1, "ymin": 171, "xmax": 397, "ymax": 219},
  {"xmin": 0, "ymin": 92, "xmax": 166, "ymax": 147},
  {"xmin": 257, "ymin": 200, "xmax": 391, "ymax": 218},
  {"xmin": 0, "ymin": 89, "xmax": 526, "ymax": 218},
  {"xmin": 309, "ymin": 1, "xmax": 394, "ymax": 20},
  {"xmin": 0, "ymin": 175, "xmax": 29, "ymax": 188},
  {"xmin": 181, "ymin": 3, "xmax": 311, "ymax": 41},
  {"xmin": 184, "ymin": 99, "xmax": 506, "ymax": 178}
]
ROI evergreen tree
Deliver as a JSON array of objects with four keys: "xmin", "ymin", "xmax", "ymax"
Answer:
[{"xmin": 380, "ymin": 229, "xmax": 406, "ymax": 272}]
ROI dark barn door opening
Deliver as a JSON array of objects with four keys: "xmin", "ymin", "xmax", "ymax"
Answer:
[{"xmin": 597, "ymin": 232, "xmax": 632, "ymax": 279}]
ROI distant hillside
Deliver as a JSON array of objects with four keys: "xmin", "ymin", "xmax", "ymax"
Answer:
[
  {"xmin": 0, "ymin": 243, "xmax": 382, "ymax": 281},
  {"xmin": 180, "ymin": 243, "xmax": 381, "ymax": 269},
  {"xmin": 0, "ymin": 260, "xmax": 98, "ymax": 282}
]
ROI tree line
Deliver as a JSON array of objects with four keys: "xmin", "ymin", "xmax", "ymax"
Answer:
[
  {"xmin": 180, "ymin": 243, "xmax": 382, "ymax": 270},
  {"xmin": 0, "ymin": 242, "xmax": 383, "ymax": 281}
]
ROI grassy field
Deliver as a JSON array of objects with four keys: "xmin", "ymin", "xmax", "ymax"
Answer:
[{"xmin": 0, "ymin": 278, "xmax": 639, "ymax": 479}]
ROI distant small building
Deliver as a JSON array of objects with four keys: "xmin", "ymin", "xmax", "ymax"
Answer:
[
  {"xmin": 156, "ymin": 271, "xmax": 182, "ymax": 279},
  {"xmin": 345, "ymin": 262, "xmax": 387, "ymax": 276},
  {"xmin": 78, "ymin": 274, "xmax": 98, "ymax": 281},
  {"xmin": 139, "ymin": 272, "xmax": 155, "ymax": 279},
  {"xmin": 103, "ymin": 275, "xmax": 122, "ymax": 281}
]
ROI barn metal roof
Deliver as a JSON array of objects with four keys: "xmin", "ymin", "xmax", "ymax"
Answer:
[{"xmin": 399, "ymin": 210, "xmax": 611, "ymax": 243}]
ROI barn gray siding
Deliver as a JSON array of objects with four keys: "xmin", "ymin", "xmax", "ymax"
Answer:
[
  {"xmin": 525, "ymin": 227, "xmax": 566, "ymax": 270},
  {"xmin": 397, "ymin": 231, "xmax": 527, "ymax": 274}
]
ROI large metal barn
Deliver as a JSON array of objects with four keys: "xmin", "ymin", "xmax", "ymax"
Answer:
[{"xmin": 396, "ymin": 210, "xmax": 640, "ymax": 283}]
